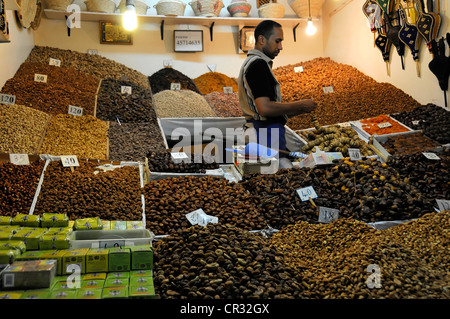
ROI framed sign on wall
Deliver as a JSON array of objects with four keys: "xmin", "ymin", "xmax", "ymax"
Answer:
[
  {"xmin": 239, "ymin": 26, "xmax": 255, "ymax": 53},
  {"xmin": 174, "ymin": 30, "xmax": 203, "ymax": 52},
  {"xmin": 99, "ymin": 21, "xmax": 133, "ymax": 45}
]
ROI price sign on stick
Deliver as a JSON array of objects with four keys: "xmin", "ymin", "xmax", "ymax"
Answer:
[
  {"xmin": 296, "ymin": 186, "xmax": 318, "ymax": 202},
  {"xmin": 61, "ymin": 155, "xmax": 79, "ymax": 168},
  {"xmin": 68, "ymin": 105, "xmax": 83, "ymax": 116},
  {"xmin": 423, "ymin": 152, "xmax": 440, "ymax": 160},
  {"xmin": 34, "ymin": 74, "xmax": 48, "ymax": 83},
  {"xmin": 348, "ymin": 148, "xmax": 362, "ymax": 161},
  {"xmin": 436, "ymin": 200, "xmax": 450, "ymax": 212},
  {"xmin": 377, "ymin": 122, "xmax": 392, "ymax": 129},
  {"xmin": 294, "ymin": 66, "xmax": 303, "ymax": 73},
  {"xmin": 171, "ymin": 152, "xmax": 189, "ymax": 160},
  {"xmin": 0, "ymin": 93, "xmax": 15, "ymax": 105},
  {"xmin": 170, "ymin": 83, "xmax": 181, "ymax": 91},
  {"xmin": 223, "ymin": 86, "xmax": 233, "ymax": 94},
  {"xmin": 121, "ymin": 86, "xmax": 132, "ymax": 95},
  {"xmin": 318, "ymin": 206, "xmax": 339, "ymax": 223},
  {"xmin": 9, "ymin": 154, "xmax": 30, "ymax": 165}
]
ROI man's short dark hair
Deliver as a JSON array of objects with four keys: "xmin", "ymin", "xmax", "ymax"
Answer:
[{"xmin": 254, "ymin": 20, "xmax": 282, "ymax": 41}]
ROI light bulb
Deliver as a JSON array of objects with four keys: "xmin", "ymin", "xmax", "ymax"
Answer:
[
  {"xmin": 306, "ymin": 19, "xmax": 316, "ymax": 36},
  {"xmin": 123, "ymin": 5, "xmax": 137, "ymax": 31}
]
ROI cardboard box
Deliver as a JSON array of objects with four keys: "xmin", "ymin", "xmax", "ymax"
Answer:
[
  {"xmin": 20, "ymin": 290, "xmax": 51, "ymax": 299},
  {"xmin": 108, "ymin": 247, "xmax": 130, "ymax": 272},
  {"xmin": 104, "ymin": 276, "xmax": 129, "ymax": 288},
  {"xmin": 86, "ymin": 248, "xmax": 109, "ymax": 273},
  {"xmin": 16, "ymin": 250, "xmax": 47, "ymax": 261},
  {"xmin": 62, "ymin": 248, "xmax": 89, "ymax": 275},
  {"xmin": 0, "ymin": 230, "xmax": 13, "ymax": 241},
  {"xmin": 102, "ymin": 286, "xmax": 128, "ymax": 299},
  {"xmin": 129, "ymin": 284, "xmax": 155, "ymax": 299},
  {"xmin": 2, "ymin": 259, "xmax": 57, "ymax": 289},
  {"xmin": 45, "ymin": 227, "xmax": 73, "ymax": 236},
  {"xmin": 76, "ymin": 288, "xmax": 103, "ymax": 299},
  {"xmin": 74, "ymin": 217, "xmax": 103, "ymax": 230},
  {"xmin": 41, "ymin": 213, "xmax": 69, "ymax": 228},
  {"xmin": 81, "ymin": 279, "xmax": 104, "ymax": 289},
  {"xmin": 40, "ymin": 250, "xmax": 67, "ymax": 275},
  {"xmin": 107, "ymin": 271, "xmax": 130, "ymax": 279},
  {"xmin": 130, "ymin": 275, "xmax": 153, "ymax": 286},
  {"xmin": 82, "ymin": 272, "xmax": 107, "ymax": 281},
  {"xmin": 131, "ymin": 269, "xmax": 152, "ymax": 277},
  {"xmin": 49, "ymin": 289, "xmax": 77, "ymax": 299},
  {"xmin": 0, "ymin": 291, "xmax": 22, "ymax": 299},
  {"xmin": 11, "ymin": 214, "xmax": 40, "ymax": 227},
  {"xmin": 130, "ymin": 245, "xmax": 153, "ymax": 270}
]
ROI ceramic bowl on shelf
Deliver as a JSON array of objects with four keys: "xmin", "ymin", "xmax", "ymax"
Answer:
[{"xmin": 227, "ymin": 0, "xmax": 252, "ymax": 17}]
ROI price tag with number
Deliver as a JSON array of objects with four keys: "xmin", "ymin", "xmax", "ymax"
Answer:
[
  {"xmin": 412, "ymin": 120, "xmax": 420, "ymax": 125},
  {"xmin": 436, "ymin": 200, "xmax": 450, "ymax": 212},
  {"xmin": 121, "ymin": 86, "xmax": 132, "ymax": 95},
  {"xmin": 68, "ymin": 105, "xmax": 83, "ymax": 116},
  {"xmin": 294, "ymin": 66, "xmax": 304, "ymax": 73},
  {"xmin": 318, "ymin": 206, "xmax": 339, "ymax": 223},
  {"xmin": 49, "ymin": 58, "xmax": 61, "ymax": 67},
  {"xmin": 348, "ymin": 148, "xmax": 361, "ymax": 161},
  {"xmin": 377, "ymin": 122, "xmax": 392, "ymax": 129},
  {"xmin": 223, "ymin": 86, "xmax": 233, "ymax": 94},
  {"xmin": 423, "ymin": 152, "xmax": 440, "ymax": 160},
  {"xmin": 34, "ymin": 74, "xmax": 48, "ymax": 83},
  {"xmin": 322, "ymin": 86, "xmax": 334, "ymax": 94},
  {"xmin": 9, "ymin": 154, "xmax": 30, "ymax": 165},
  {"xmin": 296, "ymin": 186, "xmax": 318, "ymax": 202},
  {"xmin": 171, "ymin": 152, "xmax": 188, "ymax": 160},
  {"xmin": 170, "ymin": 83, "xmax": 181, "ymax": 91},
  {"xmin": 61, "ymin": 155, "xmax": 79, "ymax": 167},
  {"xmin": 0, "ymin": 93, "xmax": 16, "ymax": 105}
]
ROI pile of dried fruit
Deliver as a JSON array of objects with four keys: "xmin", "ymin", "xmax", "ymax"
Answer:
[
  {"xmin": 193, "ymin": 72, "xmax": 238, "ymax": 95},
  {"xmin": 0, "ymin": 62, "xmax": 100, "ymax": 116},
  {"xmin": 0, "ymin": 159, "xmax": 45, "ymax": 217},
  {"xmin": 390, "ymin": 103, "xmax": 450, "ymax": 144},
  {"xmin": 33, "ymin": 160, "xmax": 142, "ymax": 221},
  {"xmin": 273, "ymin": 58, "xmax": 420, "ymax": 130},
  {"xmin": 147, "ymin": 151, "xmax": 219, "ymax": 173},
  {"xmin": 96, "ymin": 79, "xmax": 157, "ymax": 123},
  {"xmin": 359, "ymin": 114, "xmax": 410, "ymax": 136},
  {"xmin": 204, "ymin": 92, "xmax": 243, "ymax": 117},
  {"xmin": 26, "ymin": 46, "xmax": 149, "ymax": 88},
  {"xmin": 0, "ymin": 104, "xmax": 50, "ymax": 154},
  {"xmin": 380, "ymin": 132, "xmax": 441, "ymax": 155},
  {"xmin": 143, "ymin": 176, "xmax": 266, "ymax": 235},
  {"xmin": 148, "ymin": 67, "xmax": 201, "ymax": 95},
  {"xmin": 153, "ymin": 89, "xmax": 216, "ymax": 118},
  {"xmin": 39, "ymin": 114, "xmax": 109, "ymax": 160},
  {"xmin": 153, "ymin": 223, "xmax": 304, "ymax": 299}
]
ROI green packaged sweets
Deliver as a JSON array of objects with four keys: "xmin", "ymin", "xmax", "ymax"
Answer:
[
  {"xmin": 0, "ymin": 240, "xmax": 26, "ymax": 254},
  {"xmin": 0, "ymin": 250, "xmax": 18, "ymax": 264},
  {"xmin": 12, "ymin": 214, "xmax": 40, "ymax": 227},
  {"xmin": 39, "ymin": 233, "xmax": 70, "ymax": 250},
  {"xmin": 41, "ymin": 213, "xmax": 69, "ymax": 227},
  {"xmin": 76, "ymin": 288, "xmax": 103, "ymax": 299},
  {"xmin": 130, "ymin": 245, "xmax": 153, "ymax": 270},
  {"xmin": 49, "ymin": 289, "xmax": 77, "ymax": 299},
  {"xmin": 20, "ymin": 290, "xmax": 51, "ymax": 299},
  {"xmin": 129, "ymin": 284, "xmax": 155, "ymax": 299},
  {"xmin": 74, "ymin": 217, "xmax": 103, "ymax": 230},
  {"xmin": 0, "ymin": 216, "xmax": 12, "ymax": 225},
  {"xmin": 102, "ymin": 286, "xmax": 128, "ymax": 299}
]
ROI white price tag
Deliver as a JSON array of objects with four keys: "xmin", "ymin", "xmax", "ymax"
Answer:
[
  {"xmin": 186, "ymin": 209, "xmax": 218, "ymax": 226},
  {"xmin": 436, "ymin": 200, "xmax": 450, "ymax": 212},
  {"xmin": 377, "ymin": 122, "xmax": 392, "ymax": 129},
  {"xmin": 0, "ymin": 93, "xmax": 16, "ymax": 105},
  {"xmin": 68, "ymin": 105, "xmax": 83, "ymax": 116},
  {"xmin": 121, "ymin": 86, "xmax": 132, "ymax": 95},
  {"xmin": 422, "ymin": 152, "xmax": 440, "ymax": 160},
  {"xmin": 223, "ymin": 86, "xmax": 233, "ymax": 94},
  {"xmin": 322, "ymin": 86, "xmax": 334, "ymax": 94},
  {"xmin": 49, "ymin": 58, "xmax": 61, "ymax": 67},
  {"xmin": 296, "ymin": 186, "xmax": 318, "ymax": 202},
  {"xmin": 318, "ymin": 206, "xmax": 339, "ymax": 223},
  {"xmin": 87, "ymin": 49, "xmax": 98, "ymax": 55},
  {"xmin": 163, "ymin": 60, "xmax": 173, "ymax": 67},
  {"xmin": 412, "ymin": 120, "xmax": 420, "ymax": 125},
  {"xmin": 348, "ymin": 148, "xmax": 362, "ymax": 161},
  {"xmin": 171, "ymin": 152, "xmax": 188, "ymax": 160},
  {"xmin": 294, "ymin": 66, "xmax": 304, "ymax": 73},
  {"xmin": 60, "ymin": 155, "xmax": 79, "ymax": 167},
  {"xmin": 170, "ymin": 83, "xmax": 181, "ymax": 91},
  {"xmin": 34, "ymin": 74, "xmax": 48, "ymax": 83},
  {"xmin": 9, "ymin": 154, "xmax": 30, "ymax": 165},
  {"xmin": 207, "ymin": 64, "xmax": 216, "ymax": 72},
  {"xmin": 338, "ymin": 122, "xmax": 351, "ymax": 128}
]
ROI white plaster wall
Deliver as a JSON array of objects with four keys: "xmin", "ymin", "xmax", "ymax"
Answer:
[
  {"xmin": 0, "ymin": 10, "xmax": 35, "ymax": 88},
  {"xmin": 322, "ymin": 0, "xmax": 450, "ymax": 108}
]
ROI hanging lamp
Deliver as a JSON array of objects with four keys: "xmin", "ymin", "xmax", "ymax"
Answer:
[{"xmin": 306, "ymin": 0, "xmax": 317, "ymax": 35}]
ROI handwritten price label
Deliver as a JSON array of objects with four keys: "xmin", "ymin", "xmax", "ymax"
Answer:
[
  {"xmin": 60, "ymin": 155, "xmax": 79, "ymax": 167},
  {"xmin": 9, "ymin": 154, "xmax": 30, "ymax": 165},
  {"xmin": 170, "ymin": 83, "xmax": 181, "ymax": 91},
  {"xmin": 49, "ymin": 58, "xmax": 61, "ymax": 67},
  {"xmin": 121, "ymin": 86, "xmax": 132, "ymax": 95},
  {"xmin": 348, "ymin": 148, "xmax": 362, "ymax": 161},
  {"xmin": 223, "ymin": 86, "xmax": 233, "ymax": 94},
  {"xmin": 422, "ymin": 152, "xmax": 440, "ymax": 160},
  {"xmin": 68, "ymin": 105, "xmax": 83, "ymax": 116},
  {"xmin": 322, "ymin": 86, "xmax": 334, "ymax": 94},
  {"xmin": 294, "ymin": 66, "xmax": 304, "ymax": 73},
  {"xmin": 377, "ymin": 122, "xmax": 392, "ymax": 129},
  {"xmin": 34, "ymin": 74, "xmax": 48, "ymax": 83},
  {"xmin": 318, "ymin": 206, "xmax": 339, "ymax": 223},
  {"xmin": 296, "ymin": 186, "xmax": 318, "ymax": 202},
  {"xmin": 171, "ymin": 152, "xmax": 189, "ymax": 160},
  {"xmin": 0, "ymin": 93, "xmax": 16, "ymax": 105}
]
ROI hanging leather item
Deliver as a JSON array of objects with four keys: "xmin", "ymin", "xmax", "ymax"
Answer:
[
  {"xmin": 415, "ymin": 0, "xmax": 441, "ymax": 51},
  {"xmin": 398, "ymin": 4, "xmax": 421, "ymax": 76},
  {"xmin": 428, "ymin": 34, "xmax": 450, "ymax": 107},
  {"xmin": 384, "ymin": 10, "xmax": 405, "ymax": 69}
]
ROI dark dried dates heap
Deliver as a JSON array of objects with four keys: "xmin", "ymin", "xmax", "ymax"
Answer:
[
  {"xmin": 147, "ymin": 151, "xmax": 219, "ymax": 173},
  {"xmin": 153, "ymin": 223, "xmax": 305, "ymax": 299}
]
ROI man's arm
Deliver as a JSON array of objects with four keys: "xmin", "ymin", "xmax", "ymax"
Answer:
[{"xmin": 255, "ymin": 97, "xmax": 317, "ymax": 118}]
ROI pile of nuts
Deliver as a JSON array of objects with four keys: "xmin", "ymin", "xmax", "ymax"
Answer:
[
  {"xmin": 390, "ymin": 103, "xmax": 450, "ymax": 144},
  {"xmin": 148, "ymin": 68, "xmax": 201, "ymax": 95},
  {"xmin": 153, "ymin": 223, "xmax": 304, "ymax": 299},
  {"xmin": 153, "ymin": 90, "xmax": 216, "ymax": 118},
  {"xmin": 0, "ymin": 159, "xmax": 45, "ymax": 216},
  {"xmin": 26, "ymin": 46, "xmax": 150, "ymax": 88},
  {"xmin": 0, "ymin": 104, "xmax": 50, "ymax": 154},
  {"xmin": 143, "ymin": 176, "xmax": 266, "ymax": 235},
  {"xmin": 0, "ymin": 62, "xmax": 100, "ymax": 116},
  {"xmin": 147, "ymin": 151, "xmax": 219, "ymax": 173},
  {"xmin": 204, "ymin": 92, "xmax": 243, "ymax": 117},
  {"xmin": 270, "ymin": 215, "xmax": 448, "ymax": 299},
  {"xmin": 39, "ymin": 114, "xmax": 109, "ymax": 160},
  {"xmin": 380, "ymin": 132, "xmax": 441, "ymax": 155},
  {"xmin": 273, "ymin": 57, "xmax": 420, "ymax": 130},
  {"xmin": 108, "ymin": 122, "xmax": 166, "ymax": 162},
  {"xmin": 96, "ymin": 79, "xmax": 157, "ymax": 123},
  {"xmin": 193, "ymin": 72, "xmax": 238, "ymax": 95},
  {"xmin": 33, "ymin": 160, "xmax": 142, "ymax": 221},
  {"xmin": 387, "ymin": 150, "xmax": 450, "ymax": 201}
]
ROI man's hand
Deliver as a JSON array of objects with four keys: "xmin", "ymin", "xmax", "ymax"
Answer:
[{"xmin": 298, "ymin": 99, "xmax": 317, "ymax": 113}]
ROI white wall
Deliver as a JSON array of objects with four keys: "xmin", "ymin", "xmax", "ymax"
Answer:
[
  {"xmin": 0, "ymin": 10, "xmax": 35, "ymax": 88},
  {"xmin": 33, "ymin": 0, "xmax": 324, "ymax": 79},
  {"xmin": 322, "ymin": 0, "xmax": 450, "ymax": 108}
]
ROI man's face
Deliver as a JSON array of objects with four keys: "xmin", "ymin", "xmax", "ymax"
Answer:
[{"xmin": 261, "ymin": 27, "xmax": 284, "ymax": 59}]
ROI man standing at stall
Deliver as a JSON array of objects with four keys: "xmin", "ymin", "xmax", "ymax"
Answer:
[{"xmin": 238, "ymin": 19, "xmax": 316, "ymax": 168}]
